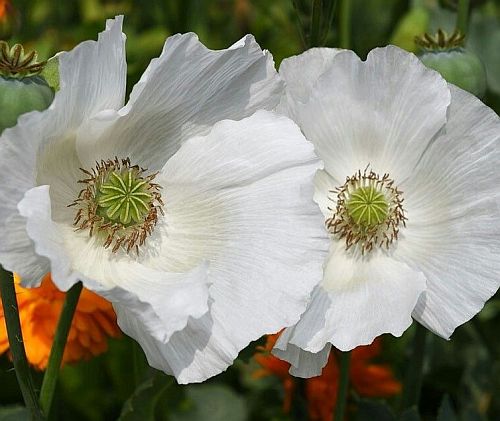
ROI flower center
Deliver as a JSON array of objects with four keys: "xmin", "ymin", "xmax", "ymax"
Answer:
[
  {"xmin": 96, "ymin": 169, "xmax": 153, "ymax": 225},
  {"xmin": 326, "ymin": 168, "xmax": 406, "ymax": 254},
  {"xmin": 345, "ymin": 186, "xmax": 388, "ymax": 228},
  {"xmin": 69, "ymin": 157, "xmax": 164, "ymax": 254}
]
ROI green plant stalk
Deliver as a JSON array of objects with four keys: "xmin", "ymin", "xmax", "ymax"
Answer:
[
  {"xmin": 321, "ymin": 0, "xmax": 338, "ymax": 45},
  {"xmin": 471, "ymin": 318, "xmax": 498, "ymax": 358},
  {"xmin": 132, "ymin": 339, "xmax": 149, "ymax": 387},
  {"xmin": 310, "ymin": 0, "xmax": 323, "ymax": 47},
  {"xmin": 0, "ymin": 266, "xmax": 45, "ymax": 420},
  {"xmin": 333, "ymin": 350, "xmax": 351, "ymax": 420},
  {"xmin": 456, "ymin": 0, "xmax": 470, "ymax": 35},
  {"xmin": 39, "ymin": 282, "xmax": 83, "ymax": 416},
  {"xmin": 291, "ymin": 0, "xmax": 307, "ymax": 48},
  {"xmin": 339, "ymin": 0, "xmax": 352, "ymax": 49},
  {"xmin": 402, "ymin": 323, "xmax": 428, "ymax": 408}
]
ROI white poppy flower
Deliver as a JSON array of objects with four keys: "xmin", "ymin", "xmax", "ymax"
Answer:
[
  {"xmin": 0, "ymin": 17, "xmax": 329, "ymax": 383},
  {"xmin": 273, "ymin": 46, "xmax": 500, "ymax": 377}
]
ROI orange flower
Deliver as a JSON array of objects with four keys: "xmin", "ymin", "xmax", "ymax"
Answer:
[
  {"xmin": 0, "ymin": 273, "xmax": 121, "ymax": 370},
  {"xmin": 349, "ymin": 339, "xmax": 402, "ymax": 398},
  {"xmin": 0, "ymin": 0, "xmax": 9, "ymax": 19},
  {"xmin": 253, "ymin": 334, "xmax": 401, "ymax": 420}
]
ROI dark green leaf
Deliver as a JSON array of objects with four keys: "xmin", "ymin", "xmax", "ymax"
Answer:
[
  {"xmin": 355, "ymin": 399, "xmax": 396, "ymax": 421},
  {"xmin": 171, "ymin": 384, "xmax": 247, "ymax": 421},
  {"xmin": 399, "ymin": 406, "xmax": 421, "ymax": 421},
  {"xmin": 118, "ymin": 374, "xmax": 173, "ymax": 421},
  {"xmin": 40, "ymin": 55, "xmax": 60, "ymax": 91},
  {"xmin": 468, "ymin": 14, "xmax": 500, "ymax": 95}
]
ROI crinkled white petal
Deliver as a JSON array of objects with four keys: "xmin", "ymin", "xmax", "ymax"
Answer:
[
  {"xmin": 131, "ymin": 111, "xmax": 329, "ymax": 382},
  {"xmin": 393, "ymin": 85, "xmax": 500, "ymax": 338},
  {"xmin": 116, "ymin": 311, "xmax": 223, "ymax": 383},
  {"xmin": 17, "ymin": 185, "xmax": 211, "ymax": 342},
  {"xmin": 273, "ymin": 328, "xmax": 331, "ymax": 378},
  {"xmin": 100, "ymin": 264, "xmax": 210, "ymax": 344},
  {"xmin": 276, "ymin": 243, "xmax": 426, "ymax": 362},
  {"xmin": 273, "ymin": 46, "xmax": 500, "ymax": 378},
  {"xmin": 0, "ymin": 16, "xmax": 126, "ymax": 285},
  {"xmin": 56, "ymin": 16, "xmax": 127, "ymax": 126},
  {"xmin": 291, "ymin": 46, "xmax": 450, "ymax": 184},
  {"xmin": 277, "ymin": 47, "xmax": 343, "ymax": 116},
  {"xmin": 17, "ymin": 110, "xmax": 327, "ymax": 383},
  {"xmin": 18, "ymin": 186, "xmax": 86, "ymax": 288},
  {"xmin": 76, "ymin": 33, "xmax": 283, "ymax": 171}
]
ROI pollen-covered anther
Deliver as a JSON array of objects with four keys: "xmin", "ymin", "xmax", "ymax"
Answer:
[
  {"xmin": 326, "ymin": 168, "xmax": 406, "ymax": 254},
  {"xmin": 68, "ymin": 157, "xmax": 164, "ymax": 254}
]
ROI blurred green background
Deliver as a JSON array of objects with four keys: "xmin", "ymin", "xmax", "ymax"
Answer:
[{"xmin": 1, "ymin": 0, "xmax": 500, "ymax": 420}]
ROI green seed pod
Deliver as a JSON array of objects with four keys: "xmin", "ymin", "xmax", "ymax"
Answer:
[
  {"xmin": 419, "ymin": 49, "xmax": 486, "ymax": 98},
  {"xmin": 416, "ymin": 29, "xmax": 487, "ymax": 98},
  {"xmin": 0, "ymin": 75, "xmax": 54, "ymax": 132},
  {"xmin": 0, "ymin": 41, "xmax": 55, "ymax": 133}
]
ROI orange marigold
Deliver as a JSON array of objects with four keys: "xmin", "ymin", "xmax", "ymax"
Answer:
[
  {"xmin": 0, "ymin": 273, "xmax": 121, "ymax": 370},
  {"xmin": 253, "ymin": 334, "xmax": 401, "ymax": 420}
]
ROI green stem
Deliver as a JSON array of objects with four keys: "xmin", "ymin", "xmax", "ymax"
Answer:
[
  {"xmin": 456, "ymin": 0, "xmax": 470, "ymax": 34},
  {"xmin": 334, "ymin": 350, "xmax": 351, "ymax": 421},
  {"xmin": 338, "ymin": 0, "xmax": 352, "ymax": 49},
  {"xmin": 322, "ymin": 0, "xmax": 338, "ymax": 45},
  {"xmin": 309, "ymin": 0, "xmax": 323, "ymax": 47},
  {"xmin": 401, "ymin": 323, "xmax": 428, "ymax": 409},
  {"xmin": 0, "ymin": 266, "xmax": 45, "ymax": 420},
  {"xmin": 471, "ymin": 318, "xmax": 498, "ymax": 358},
  {"xmin": 39, "ymin": 282, "xmax": 82, "ymax": 417},
  {"xmin": 132, "ymin": 339, "xmax": 148, "ymax": 387},
  {"xmin": 291, "ymin": 0, "xmax": 307, "ymax": 48}
]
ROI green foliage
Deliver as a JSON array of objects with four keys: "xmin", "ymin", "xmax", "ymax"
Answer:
[
  {"xmin": 436, "ymin": 395, "xmax": 458, "ymax": 421},
  {"xmin": 170, "ymin": 385, "xmax": 247, "ymax": 421},
  {"xmin": 468, "ymin": 13, "xmax": 500, "ymax": 95},
  {"xmin": 399, "ymin": 407, "xmax": 421, "ymax": 421},
  {"xmin": 350, "ymin": 0, "xmax": 408, "ymax": 57},
  {"xmin": 40, "ymin": 55, "xmax": 60, "ymax": 91},
  {"xmin": 390, "ymin": 8, "xmax": 430, "ymax": 52},
  {"xmin": 0, "ymin": 406, "xmax": 30, "ymax": 421},
  {"xmin": 118, "ymin": 374, "xmax": 173, "ymax": 421},
  {"xmin": 355, "ymin": 399, "xmax": 397, "ymax": 421}
]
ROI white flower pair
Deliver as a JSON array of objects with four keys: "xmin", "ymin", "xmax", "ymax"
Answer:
[{"xmin": 0, "ymin": 17, "xmax": 499, "ymax": 383}]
